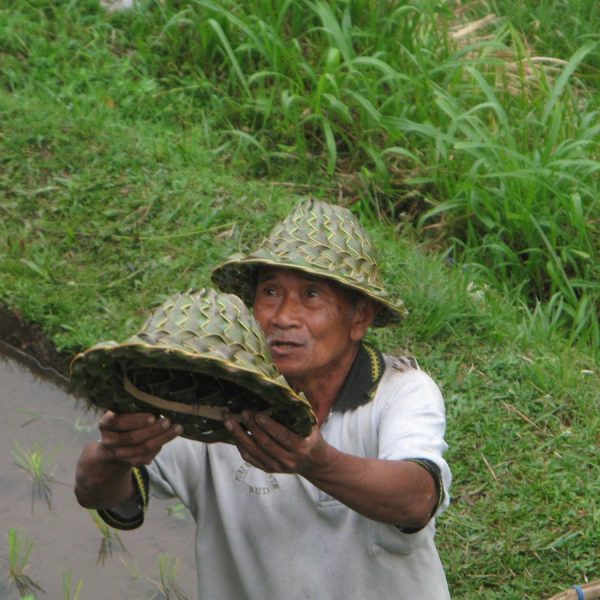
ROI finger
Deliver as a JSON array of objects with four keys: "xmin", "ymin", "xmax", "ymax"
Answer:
[
  {"xmin": 102, "ymin": 417, "xmax": 181, "ymax": 450},
  {"xmin": 241, "ymin": 412, "xmax": 300, "ymax": 461},
  {"xmin": 99, "ymin": 414, "xmax": 157, "ymax": 445},
  {"xmin": 253, "ymin": 412, "xmax": 298, "ymax": 450},
  {"xmin": 225, "ymin": 417, "xmax": 281, "ymax": 472},
  {"xmin": 109, "ymin": 423, "xmax": 182, "ymax": 463},
  {"xmin": 99, "ymin": 411, "xmax": 157, "ymax": 432},
  {"xmin": 244, "ymin": 414, "xmax": 325, "ymax": 475},
  {"xmin": 233, "ymin": 413, "xmax": 297, "ymax": 472}
]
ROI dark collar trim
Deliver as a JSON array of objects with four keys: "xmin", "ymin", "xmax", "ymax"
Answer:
[{"xmin": 332, "ymin": 343, "xmax": 386, "ymax": 413}]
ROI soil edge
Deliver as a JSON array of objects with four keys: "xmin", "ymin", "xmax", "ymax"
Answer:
[{"xmin": 0, "ymin": 304, "xmax": 72, "ymax": 382}]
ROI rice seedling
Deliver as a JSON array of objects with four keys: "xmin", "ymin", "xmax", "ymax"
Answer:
[
  {"xmin": 87, "ymin": 509, "xmax": 128, "ymax": 565},
  {"xmin": 62, "ymin": 571, "xmax": 84, "ymax": 600},
  {"xmin": 4, "ymin": 528, "xmax": 45, "ymax": 597},
  {"xmin": 12, "ymin": 442, "xmax": 54, "ymax": 511},
  {"xmin": 125, "ymin": 554, "xmax": 190, "ymax": 600},
  {"xmin": 153, "ymin": 554, "xmax": 190, "ymax": 600},
  {"xmin": 166, "ymin": 501, "xmax": 189, "ymax": 521},
  {"xmin": 17, "ymin": 408, "xmax": 98, "ymax": 434}
]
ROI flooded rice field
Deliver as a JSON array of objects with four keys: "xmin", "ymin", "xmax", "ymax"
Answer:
[{"xmin": 0, "ymin": 346, "xmax": 196, "ymax": 599}]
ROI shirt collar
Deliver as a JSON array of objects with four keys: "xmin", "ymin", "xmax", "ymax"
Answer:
[{"xmin": 332, "ymin": 343, "xmax": 386, "ymax": 413}]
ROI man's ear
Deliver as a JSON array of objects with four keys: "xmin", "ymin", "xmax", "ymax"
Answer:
[{"xmin": 350, "ymin": 298, "xmax": 377, "ymax": 342}]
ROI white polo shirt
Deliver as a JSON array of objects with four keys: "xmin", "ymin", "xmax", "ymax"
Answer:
[{"xmin": 146, "ymin": 351, "xmax": 452, "ymax": 599}]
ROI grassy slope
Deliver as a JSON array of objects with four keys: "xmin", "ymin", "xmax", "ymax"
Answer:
[{"xmin": 0, "ymin": 2, "xmax": 598, "ymax": 598}]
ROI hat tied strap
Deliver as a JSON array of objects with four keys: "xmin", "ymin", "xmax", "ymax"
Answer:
[{"xmin": 122, "ymin": 374, "xmax": 270, "ymax": 422}]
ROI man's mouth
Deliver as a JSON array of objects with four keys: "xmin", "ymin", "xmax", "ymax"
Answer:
[{"xmin": 267, "ymin": 338, "xmax": 304, "ymax": 353}]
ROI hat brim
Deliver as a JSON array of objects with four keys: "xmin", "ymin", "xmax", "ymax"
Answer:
[
  {"xmin": 70, "ymin": 341, "xmax": 316, "ymax": 442},
  {"xmin": 212, "ymin": 257, "xmax": 407, "ymax": 327}
]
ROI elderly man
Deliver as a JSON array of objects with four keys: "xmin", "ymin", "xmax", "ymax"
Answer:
[{"xmin": 75, "ymin": 199, "xmax": 452, "ymax": 599}]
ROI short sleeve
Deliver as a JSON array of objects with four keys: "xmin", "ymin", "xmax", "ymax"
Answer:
[{"xmin": 375, "ymin": 363, "xmax": 452, "ymax": 516}]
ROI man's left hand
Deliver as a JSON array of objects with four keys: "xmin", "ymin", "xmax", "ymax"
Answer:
[{"xmin": 224, "ymin": 411, "xmax": 330, "ymax": 475}]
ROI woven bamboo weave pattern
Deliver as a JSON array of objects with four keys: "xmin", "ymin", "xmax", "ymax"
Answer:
[
  {"xmin": 70, "ymin": 289, "xmax": 316, "ymax": 443},
  {"xmin": 212, "ymin": 199, "xmax": 406, "ymax": 327}
]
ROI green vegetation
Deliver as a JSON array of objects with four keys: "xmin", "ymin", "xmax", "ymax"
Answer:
[
  {"xmin": 4, "ymin": 529, "xmax": 44, "ymax": 597},
  {"xmin": 126, "ymin": 553, "xmax": 191, "ymax": 599},
  {"xmin": 0, "ymin": 0, "xmax": 598, "ymax": 598},
  {"xmin": 12, "ymin": 443, "xmax": 55, "ymax": 511},
  {"xmin": 154, "ymin": 554, "xmax": 190, "ymax": 600},
  {"xmin": 1, "ymin": 0, "xmax": 598, "ymax": 345},
  {"xmin": 62, "ymin": 572, "xmax": 84, "ymax": 600},
  {"xmin": 166, "ymin": 501, "xmax": 190, "ymax": 521},
  {"xmin": 88, "ymin": 509, "xmax": 128, "ymax": 565}
]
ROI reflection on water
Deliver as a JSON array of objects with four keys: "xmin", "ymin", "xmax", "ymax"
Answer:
[{"xmin": 0, "ymin": 351, "xmax": 196, "ymax": 599}]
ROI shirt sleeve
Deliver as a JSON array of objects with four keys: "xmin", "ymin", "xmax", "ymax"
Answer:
[
  {"xmin": 96, "ymin": 466, "xmax": 149, "ymax": 530},
  {"xmin": 376, "ymin": 364, "xmax": 452, "ymax": 517},
  {"xmin": 146, "ymin": 436, "xmax": 205, "ymax": 508}
]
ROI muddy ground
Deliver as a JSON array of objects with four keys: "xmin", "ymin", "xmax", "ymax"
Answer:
[{"xmin": 0, "ymin": 306, "xmax": 71, "ymax": 379}]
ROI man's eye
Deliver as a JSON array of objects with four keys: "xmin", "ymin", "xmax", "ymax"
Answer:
[{"xmin": 306, "ymin": 288, "xmax": 319, "ymax": 298}]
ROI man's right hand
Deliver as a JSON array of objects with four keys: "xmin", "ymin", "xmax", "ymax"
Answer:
[
  {"xmin": 75, "ymin": 411, "xmax": 182, "ymax": 509},
  {"xmin": 97, "ymin": 411, "xmax": 183, "ymax": 467}
]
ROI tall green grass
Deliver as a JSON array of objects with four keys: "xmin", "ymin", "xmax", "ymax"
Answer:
[
  {"xmin": 2, "ymin": 3, "xmax": 599, "ymax": 346},
  {"xmin": 416, "ymin": 45, "xmax": 600, "ymax": 347}
]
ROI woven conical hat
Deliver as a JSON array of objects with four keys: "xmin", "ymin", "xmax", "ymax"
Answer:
[
  {"xmin": 70, "ymin": 289, "xmax": 316, "ymax": 442},
  {"xmin": 211, "ymin": 199, "xmax": 406, "ymax": 326}
]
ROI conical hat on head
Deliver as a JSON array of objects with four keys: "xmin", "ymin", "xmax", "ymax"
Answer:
[
  {"xmin": 211, "ymin": 199, "xmax": 407, "ymax": 326},
  {"xmin": 70, "ymin": 288, "xmax": 316, "ymax": 443}
]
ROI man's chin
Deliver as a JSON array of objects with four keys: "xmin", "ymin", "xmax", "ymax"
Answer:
[{"xmin": 272, "ymin": 358, "xmax": 305, "ymax": 380}]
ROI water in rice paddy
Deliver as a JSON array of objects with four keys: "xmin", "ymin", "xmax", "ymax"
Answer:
[{"xmin": 0, "ymin": 350, "xmax": 196, "ymax": 599}]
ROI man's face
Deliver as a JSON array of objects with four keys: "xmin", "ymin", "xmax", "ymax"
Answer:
[{"xmin": 253, "ymin": 268, "xmax": 370, "ymax": 384}]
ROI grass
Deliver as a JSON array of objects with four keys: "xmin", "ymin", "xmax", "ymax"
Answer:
[
  {"xmin": 0, "ymin": 1, "xmax": 599, "ymax": 598},
  {"xmin": 1, "ymin": 0, "xmax": 598, "ymax": 347},
  {"xmin": 431, "ymin": 343, "xmax": 599, "ymax": 598},
  {"xmin": 488, "ymin": 0, "xmax": 600, "ymax": 70}
]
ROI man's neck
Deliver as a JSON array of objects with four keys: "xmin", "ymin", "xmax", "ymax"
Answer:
[{"xmin": 286, "ymin": 344, "xmax": 360, "ymax": 425}]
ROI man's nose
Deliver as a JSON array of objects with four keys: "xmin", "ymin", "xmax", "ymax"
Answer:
[{"xmin": 271, "ymin": 294, "xmax": 301, "ymax": 328}]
